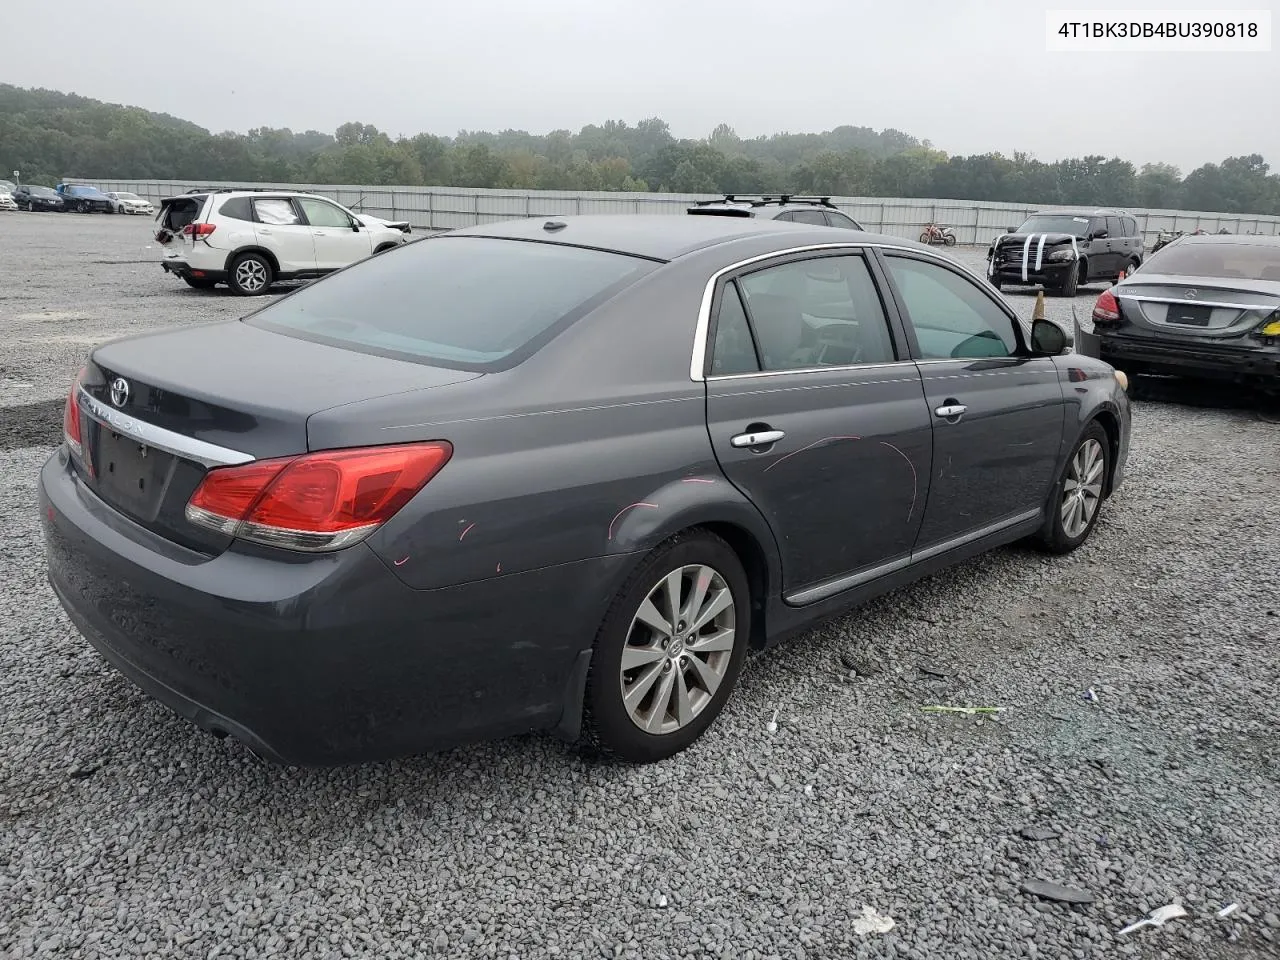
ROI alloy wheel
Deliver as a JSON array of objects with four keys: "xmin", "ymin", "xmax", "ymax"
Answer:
[
  {"xmin": 234, "ymin": 259, "xmax": 268, "ymax": 293},
  {"xmin": 1061, "ymin": 438, "xmax": 1105, "ymax": 538},
  {"xmin": 619, "ymin": 564, "xmax": 736, "ymax": 735}
]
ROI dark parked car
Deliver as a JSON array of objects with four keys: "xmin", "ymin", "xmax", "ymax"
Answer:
[
  {"xmin": 988, "ymin": 208, "xmax": 1144, "ymax": 297},
  {"xmin": 1078, "ymin": 233, "xmax": 1280, "ymax": 394},
  {"xmin": 40, "ymin": 215, "xmax": 1131, "ymax": 767},
  {"xmin": 12, "ymin": 185, "xmax": 65, "ymax": 212},
  {"xmin": 688, "ymin": 195, "xmax": 865, "ymax": 230},
  {"xmin": 57, "ymin": 183, "xmax": 114, "ymax": 213}
]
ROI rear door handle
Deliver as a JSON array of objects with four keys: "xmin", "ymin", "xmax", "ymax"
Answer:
[
  {"xmin": 934, "ymin": 403, "xmax": 967, "ymax": 419},
  {"xmin": 731, "ymin": 429, "xmax": 785, "ymax": 448}
]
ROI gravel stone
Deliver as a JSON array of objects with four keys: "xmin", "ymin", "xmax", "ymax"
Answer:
[{"xmin": 2, "ymin": 219, "xmax": 1279, "ymax": 959}]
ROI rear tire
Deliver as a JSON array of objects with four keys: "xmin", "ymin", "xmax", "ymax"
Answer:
[
  {"xmin": 227, "ymin": 252, "xmax": 273, "ymax": 296},
  {"xmin": 581, "ymin": 530, "xmax": 751, "ymax": 763},
  {"xmin": 1032, "ymin": 421, "xmax": 1110, "ymax": 555},
  {"xmin": 182, "ymin": 276, "xmax": 217, "ymax": 290}
]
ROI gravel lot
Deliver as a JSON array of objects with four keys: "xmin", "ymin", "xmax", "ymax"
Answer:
[{"xmin": 2, "ymin": 213, "xmax": 1278, "ymax": 960}]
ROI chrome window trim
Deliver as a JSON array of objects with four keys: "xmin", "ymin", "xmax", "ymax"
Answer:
[
  {"xmin": 76, "ymin": 386, "xmax": 256, "ymax": 468},
  {"xmin": 689, "ymin": 241, "xmax": 1019, "ymax": 382}
]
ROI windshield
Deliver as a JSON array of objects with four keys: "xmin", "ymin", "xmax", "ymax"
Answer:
[
  {"xmin": 1014, "ymin": 215, "xmax": 1092, "ymax": 237},
  {"xmin": 67, "ymin": 186, "xmax": 104, "ymax": 197},
  {"xmin": 0, "ymin": 181, "xmax": 14, "ymax": 192},
  {"xmin": 1142, "ymin": 240, "xmax": 1280, "ymax": 281},
  {"xmin": 115, "ymin": 192, "xmax": 142, "ymax": 201},
  {"xmin": 245, "ymin": 236, "xmax": 658, "ymax": 370},
  {"xmin": 30, "ymin": 187, "xmax": 58, "ymax": 197}
]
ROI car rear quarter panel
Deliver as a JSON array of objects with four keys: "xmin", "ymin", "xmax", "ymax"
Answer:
[{"xmin": 305, "ymin": 241, "xmax": 789, "ymax": 596}]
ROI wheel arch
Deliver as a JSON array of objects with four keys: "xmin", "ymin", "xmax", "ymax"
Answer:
[
  {"xmin": 1086, "ymin": 406, "xmax": 1123, "ymax": 497},
  {"xmin": 223, "ymin": 245, "xmax": 281, "ymax": 276}
]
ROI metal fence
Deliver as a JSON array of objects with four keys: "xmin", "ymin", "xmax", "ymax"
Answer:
[{"xmin": 71, "ymin": 177, "xmax": 1280, "ymax": 246}]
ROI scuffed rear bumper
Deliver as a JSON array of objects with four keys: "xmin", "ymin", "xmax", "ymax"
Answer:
[
  {"xmin": 38, "ymin": 450, "xmax": 628, "ymax": 766},
  {"xmin": 1098, "ymin": 334, "xmax": 1280, "ymax": 387}
]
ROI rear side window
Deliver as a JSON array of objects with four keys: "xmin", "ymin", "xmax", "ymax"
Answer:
[
  {"xmin": 1106, "ymin": 216, "xmax": 1123, "ymax": 238},
  {"xmin": 786, "ymin": 210, "xmax": 829, "ymax": 226},
  {"xmin": 218, "ymin": 197, "xmax": 254, "ymax": 221},
  {"xmin": 825, "ymin": 211, "xmax": 862, "ymax": 229},
  {"xmin": 1123, "ymin": 216, "xmax": 1138, "ymax": 237},
  {"xmin": 245, "ymin": 236, "xmax": 657, "ymax": 370},
  {"xmin": 254, "ymin": 198, "xmax": 300, "ymax": 225},
  {"xmin": 709, "ymin": 283, "xmax": 760, "ymax": 376}
]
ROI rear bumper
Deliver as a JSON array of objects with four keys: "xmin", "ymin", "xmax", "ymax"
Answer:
[
  {"xmin": 1098, "ymin": 333, "xmax": 1280, "ymax": 386},
  {"xmin": 161, "ymin": 260, "xmax": 228, "ymax": 283},
  {"xmin": 39, "ymin": 450, "xmax": 628, "ymax": 766}
]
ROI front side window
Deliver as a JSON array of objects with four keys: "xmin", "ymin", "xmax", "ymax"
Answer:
[
  {"xmin": 884, "ymin": 255, "xmax": 1020, "ymax": 360},
  {"xmin": 733, "ymin": 255, "xmax": 897, "ymax": 371},
  {"xmin": 253, "ymin": 198, "xmax": 301, "ymax": 225},
  {"xmin": 299, "ymin": 199, "xmax": 353, "ymax": 228},
  {"xmin": 245, "ymin": 236, "xmax": 655, "ymax": 369}
]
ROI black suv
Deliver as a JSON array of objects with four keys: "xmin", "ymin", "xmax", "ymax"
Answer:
[
  {"xmin": 987, "ymin": 208, "xmax": 1144, "ymax": 297},
  {"xmin": 687, "ymin": 195, "xmax": 865, "ymax": 230}
]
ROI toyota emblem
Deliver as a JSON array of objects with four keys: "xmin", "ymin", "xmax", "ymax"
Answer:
[{"xmin": 109, "ymin": 377, "xmax": 130, "ymax": 408}]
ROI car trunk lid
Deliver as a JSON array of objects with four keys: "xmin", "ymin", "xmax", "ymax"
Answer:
[
  {"xmin": 1114, "ymin": 276, "xmax": 1280, "ymax": 340},
  {"xmin": 155, "ymin": 193, "xmax": 209, "ymax": 253},
  {"xmin": 73, "ymin": 320, "xmax": 481, "ymax": 555}
]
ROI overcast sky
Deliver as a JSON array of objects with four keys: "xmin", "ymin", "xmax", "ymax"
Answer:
[{"xmin": 6, "ymin": 0, "xmax": 1277, "ymax": 173}]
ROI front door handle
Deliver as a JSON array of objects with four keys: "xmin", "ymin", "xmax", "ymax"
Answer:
[
  {"xmin": 934, "ymin": 403, "xmax": 967, "ymax": 419},
  {"xmin": 731, "ymin": 429, "xmax": 785, "ymax": 448},
  {"xmin": 259, "ymin": 228, "xmax": 273, "ymax": 235}
]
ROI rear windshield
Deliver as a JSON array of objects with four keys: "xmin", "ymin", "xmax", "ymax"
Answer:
[
  {"xmin": 1015, "ymin": 215, "xmax": 1092, "ymax": 236},
  {"xmin": 244, "ymin": 236, "xmax": 658, "ymax": 370},
  {"xmin": 1143, "ymin": 241, "xmax": 1280, "ymax": 280}
]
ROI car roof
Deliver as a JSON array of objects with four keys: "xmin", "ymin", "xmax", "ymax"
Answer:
[
  {"xmin": 446, "ymin": 214, "xmax": 902, "ymax": 262},
  {"xmin": 1030, "ymin": 208, "xmax": 1130, "ymax": 217}
]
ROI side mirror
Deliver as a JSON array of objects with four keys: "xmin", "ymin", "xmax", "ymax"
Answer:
[
  {"xmin": 350, "ymin": 220, "xmax": 361, "ymax": 232},
  {"xmin": 1090, "ymin": 230, "xmax": 1108, "ymax": 240},
  {"xmin": 1031, "ymin": 318, "xmax": 1070, "ymax": 355},
  {"xmin": 1005, "ymin": 226, "xmax": 1016, "ymax": 233}
]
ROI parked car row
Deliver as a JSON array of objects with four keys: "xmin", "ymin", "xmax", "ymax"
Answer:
[{"xmin": 0, "ymin": 181, "xmax": 154, "ymax": 214}]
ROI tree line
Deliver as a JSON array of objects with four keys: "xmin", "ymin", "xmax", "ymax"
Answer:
[{"xmin": 3, "ymin": 83, "xmax": 1279, "ymax": 216}]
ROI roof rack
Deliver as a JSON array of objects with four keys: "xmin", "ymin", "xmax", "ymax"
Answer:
[
  {"xmin": 184, "ymin": 186, "xmax": 285, "ymax": 194},
  {"xmin": 692, "ymin": 195, "xmax": 838, "ymax": 209}
]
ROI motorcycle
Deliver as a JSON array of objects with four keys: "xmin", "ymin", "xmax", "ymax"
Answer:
[{"xmin": 919, "ymin": 222, "xmax": 957, "ymax": 246}]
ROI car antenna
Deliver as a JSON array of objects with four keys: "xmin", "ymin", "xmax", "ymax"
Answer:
[{"xmin": 543, "ymin": 220, "xmax": 567, "ymax": 232}]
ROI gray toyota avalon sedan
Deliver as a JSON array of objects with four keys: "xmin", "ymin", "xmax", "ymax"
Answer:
[{"xmin": 39, "ymin": 214, "xmax": 1132, "ymax": 766}]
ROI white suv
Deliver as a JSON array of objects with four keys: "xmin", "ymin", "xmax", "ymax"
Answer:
[{"xmin": 154, "ymin": 189, "xmax": 413, "ymax": 295}]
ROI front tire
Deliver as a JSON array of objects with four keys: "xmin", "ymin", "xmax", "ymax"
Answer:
[
  {"xmin": 582, "ymin": 530, "xmax": 751, "ymax": 763},
  {"xmin": 227, "ymin": 252, "xmax": 273, "ymax": 296},
  {"xmin": 944, "ymin": 233, "xmax": 956, "ymax": 246},
  {"xmin": 1057, "ymin": 261, "xmax": 1081, "ymax": 297},
  {"xmin": 1033, "ymin": 421, "xmax": 1110, "ymax": 554}
]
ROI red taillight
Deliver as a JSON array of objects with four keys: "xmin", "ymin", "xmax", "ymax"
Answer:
[
  {"xmin": 62, "ymin": 368, "xmax": 85, "ymax": 456},
  {"xmin": 186, "ymin": 442, "xmax": 453, "ymax": 552},
  {"xmin": 182, "ymin": 222, "xmax": 216, "ymax": 238},
  {"xmin": 1092, "ymin": 290, "xmax": 1121, "ymax": 325}
]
